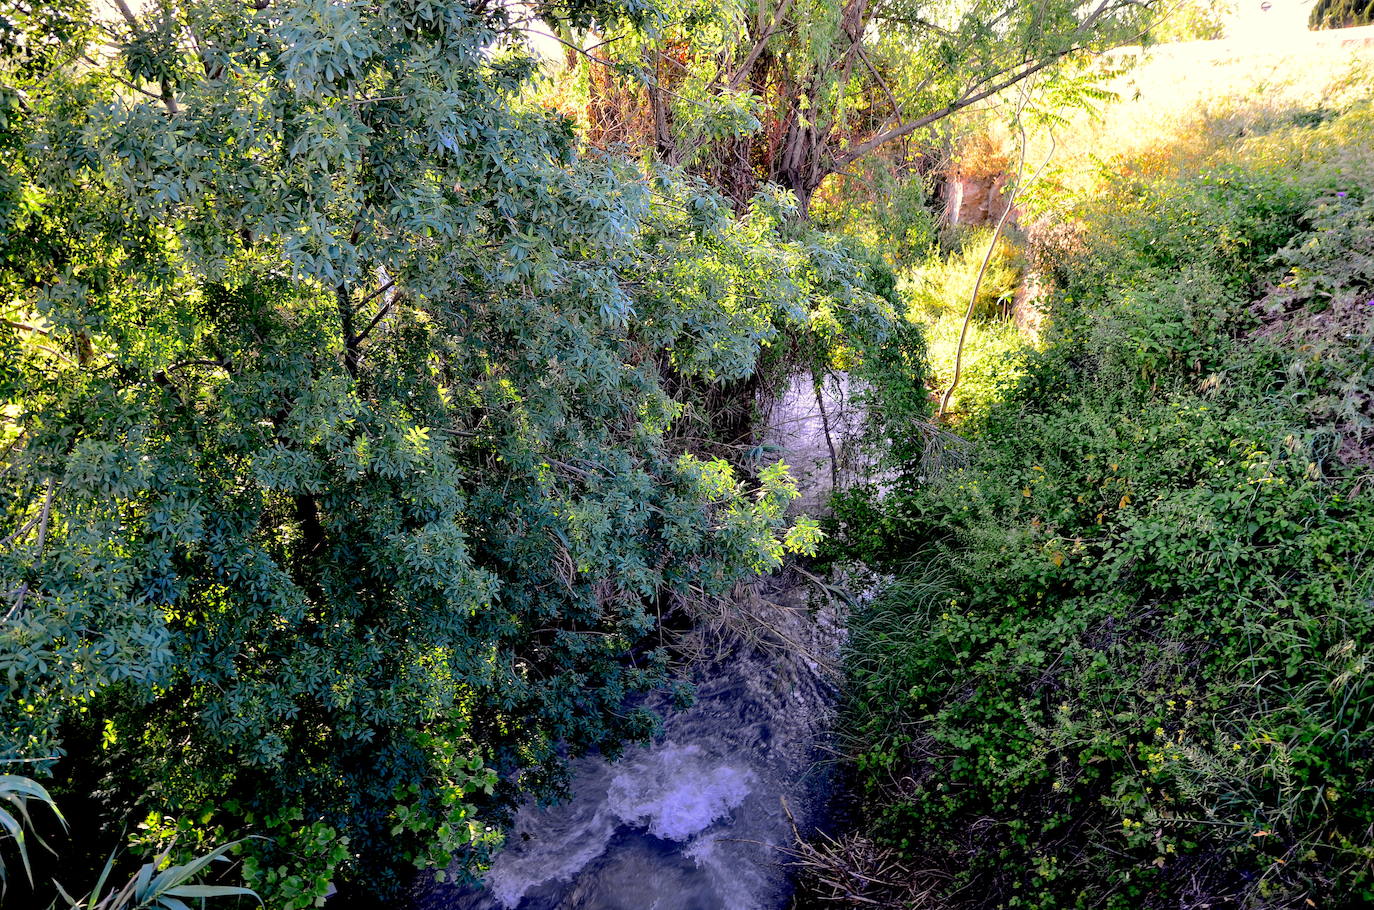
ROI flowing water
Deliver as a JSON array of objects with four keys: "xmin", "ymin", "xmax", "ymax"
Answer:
[
  {"xmin": 414, "ymin": 377, "xmax": 856, "ymax": 910},
  {"xmin": 414, "ymin": 572, "xmax": 843, "ymax": 910}
]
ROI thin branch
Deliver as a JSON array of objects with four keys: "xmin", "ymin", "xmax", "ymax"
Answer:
[
  {"xmin": 814, "ymin": 373, "xmax": 841, "ymax": 493},
  {"xmin": 0, "ymin": 429, "xmax": 27, "ymax": 473},
  {"xmin": 80, "ymin": 55, "xmax": 168, "ymax": 105},
  {"xmin": 856, "ymin": 43, "xmax": 904, "ymax": 125},
  {"xmin": 833, "ymin": 53, "xmax": 1065, "ymax": 168},
  {"xmin": 352, "ymin": 295, "xmax": 397, "ymax": 348},
  {"xmin": 32, "ymin": 343, "xmax": 78, "ymax": 365},
  {"xmin": 31, "ymin": 478, "xmax": 53, "ymax": 558},
  {"xmin": 110, "ymin": 0, "xmax": 141, "ymax": 30},
  {"xmin": 727, "ymin": 0, "xmax": 796, "ymax": 90},
  {"xmin": 939, "ymin": 89, "xmax": 1058, "ymax": 420},
  {"xmin": 167, "ymin": 358, "xmax": 230, "ymax": 372},
  {"xmin": 353, "ymin": 278, "xmax": 397, "ymax": 314},
  {"xmin": 346, "ymin": 95, "xmax": 407, "ymax": 105},
  {"xmin": 833, "ymin": 0, "xmax": 1125, "ymax": 169},
  {"xmin": 1, "ymin": 318, "xmax": 50, "ymax": 336},
  {"xmin": 939, "ymin": 114, "xmax": 1028, "ymax": 421},
  {"xmin": 518, "ymin": 27, "xmax": 618, "ymax": 68},
  {"xmin": 878, "ymin": 13, "xmax": 955, "ymax": 37},
  {"xmin": 5, "ymin": 478, "xmax": 55, "ymax": 620},
  {"xmin": 0, "ymin": 512, "xmax": 42, "ymax": 549},
  {"xmin": 337, "ymin": 285, "xmax": 358, "ymax": 379},
  {"xmin": 107, "ymin": 0, "xmax": 180, "ymax": 114}
]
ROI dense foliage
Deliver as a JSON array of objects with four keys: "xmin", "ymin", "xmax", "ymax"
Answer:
[
  {"xmin": 0, "ymin": 0, "xmax": 903, "ymax": 903},
  {"xmin": 537, "ymin": 0, "xmax": 1154, "ymax": 207},
  {"xmin": 897, "ymin": 227, "xmax": 1029, "ymax": 424},
  {"xmin": 1311, "ymin": 0, "xmax": 1373, "ymax": 29},
  {"xmin": 828, "ymin": 98, "xmax": 1374, "ymax": 907},
  {"xmin": 7, "ymin": 0, "xmax": 1349, "ymax": 905}
]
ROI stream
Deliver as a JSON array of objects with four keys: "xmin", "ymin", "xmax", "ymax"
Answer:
[{"xmin": 414, "ymin": 376, "xmax": 860, "ymax": 910}]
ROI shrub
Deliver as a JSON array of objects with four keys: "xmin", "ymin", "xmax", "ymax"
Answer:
[
  {"xmin": 0, "ymin": 1, "xmax": 869, "ymax": 903},
  {"xmin": 831, "ymin": 99, "xmax": 1374, "ymax": 908}
]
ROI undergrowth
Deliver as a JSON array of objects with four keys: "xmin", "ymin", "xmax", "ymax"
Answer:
[
  {"xmin": 821, "ymin": 93, "xmax": 1374, "ymax": 909},
  {"xmin": 903, "ymin": 227, "xmax": 1030, "ymax": 425}
]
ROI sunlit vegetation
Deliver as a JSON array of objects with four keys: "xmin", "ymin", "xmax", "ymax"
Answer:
[
  {"xmin": 5, "ymin": 0, "xmax": 1374, "ymax": 907},
  {"xmin": 826, "ymin": 61, "xmax": 1374, "ymax": 909},
  {"xmin": 0, "ymin": 0, "xmax": 865, "ymax": 903}
]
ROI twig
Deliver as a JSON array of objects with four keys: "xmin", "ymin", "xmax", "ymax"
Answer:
[
  {"xmin": 5, "ymin": 478, "xmax": 54, "ymax": 620},
  {"xmin": 110, "ymin": 0, "xmax": 179, "ymax": 114},
  {"xmin": 937, "ymin": 85, "xmax": 1056, "ymax": 420},
  {"xmin": 814, "ymin": 373, "xmax": 841, "ymax": 493}
]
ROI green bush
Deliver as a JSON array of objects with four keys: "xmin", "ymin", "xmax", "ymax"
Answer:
[
  {"xmin": 903, "ymin": 228, "xmax": 1021, "ymax": 323},
  {"xmin": 890, "ymin": 228, "xmax": 1031, "ymax": 426},
  {"xmin": 831, "ymin": 101, "xmax": 1374, "ymax": 908},
  {"xmin": 0, "ymin": 1, "xmax": 874, "ymax": 903}
]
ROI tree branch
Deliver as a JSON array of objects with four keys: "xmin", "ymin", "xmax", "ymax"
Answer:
[
  {"xmin": 80, "ymin": 54, "xmax": 168, "ymax": 105},
  {"xmin": 857, "ymin": 43, "xmax": 904, "ymax": 126},
  {"xmin": 352, "ymin": 295, "xmax": 397, "ymax": 349},
  {"xmin": 832, "ymin": 52, "xmax": 1065, "ymax": 168},
  {"xmin": 352, "ymin": 278, "xmax": 396, "ymax": 314},
  {"xmin": 938, "ymin": 92, "xmax": 1057, "ymax": 419},
  {"xmin": 109, "ymin": 0, "xmax": 180, "ymax": 114},
  {"xmin": 831, "ymin": 0, "xmax": 1129, "ymax": 172},
  {"xmin": 5, "ymin": 478, "xmax": 55, "ymax": 620},
  {"xmin": 727, "ymin": 0, "xmax": 796, "ymax": 90},
  {"xmin": 337, "ymin": 285, "xmax": 358, "ymax": 378}
]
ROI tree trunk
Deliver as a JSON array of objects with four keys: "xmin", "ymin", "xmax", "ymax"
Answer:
[{"xmin": 773, "ymin": 127, "xmax": 825, "ymax": 210}]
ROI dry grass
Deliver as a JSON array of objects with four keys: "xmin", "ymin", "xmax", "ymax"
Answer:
[
  {"xmin": 1022, "ymin": 38, "xmax": 1374, "ymax": 210},
  {"xmin": 669, "ymin": 566, "xmax": 847, "ymax": 678},
  {"xmin": 780, "ymin": 798, "xmax": 952, "ymax": 909}
]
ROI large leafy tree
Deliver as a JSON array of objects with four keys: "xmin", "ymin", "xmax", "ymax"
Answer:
[
  {"xmin": 0, "ymin": 0, "xmax": 873, "ymax": 902},
  {"xmin": 541, "ymin": 0, "xmax": 1156, "ymax": 208}
]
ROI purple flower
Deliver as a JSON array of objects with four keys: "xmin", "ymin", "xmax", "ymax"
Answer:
[{"xmin": 1336, "ymin": 192, "xmax": 1348, "ymax": 198}]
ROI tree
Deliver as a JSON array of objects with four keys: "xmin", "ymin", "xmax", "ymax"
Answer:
[
  {"xmin": 1145, "ymin": 0, "xmax": 1233, "ymax": 42},
  {"xmin": 538, "ymin": 0, "xmax": 1156, "ymax": 209},
  {"xmin": 1310, "ymin": 0, "xmax": 1374, "ymax": 28},
  {"xmin": 0, "ymin": 0, "xmax": 873, "ymax": 902}
]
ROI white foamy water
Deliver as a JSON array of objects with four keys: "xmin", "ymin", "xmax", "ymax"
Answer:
[
  {"xmin": 414, "ymin": 571, "xmax": 842, "ymax": 910},
  {"xmin": 411, "ymin": 372, "xmax": 852, "ymax": 910},
  {"xmin": 606, "ymin": 745, "xmax": 754, "ymax": 843},
  {"xmin": 479, "ymin": 746, "xmax": 757, "ymax": 908}
]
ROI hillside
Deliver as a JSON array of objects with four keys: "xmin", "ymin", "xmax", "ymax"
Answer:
[{"xmin": 820, "ymin": 58, "xmax": 1374, "ymax": 910}]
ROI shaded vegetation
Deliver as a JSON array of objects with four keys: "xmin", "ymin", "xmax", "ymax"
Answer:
[{"xmin": 1311, "ymin": 0, "xmax": 1374, "ymax": 29}]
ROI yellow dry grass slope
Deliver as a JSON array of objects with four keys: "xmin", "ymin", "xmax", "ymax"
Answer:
[{"xmin": 1035, "ymin": 31, "xmax": 1374, "ymax": 204}]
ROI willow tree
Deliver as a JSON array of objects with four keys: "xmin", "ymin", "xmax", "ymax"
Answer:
[
  {"xmin": 541, "ymin": 0, "xmax": 1155, "ymax": 208},
  {"xmin": 0, "ymin": 0, "xmax": 880, "ymax": 903}
]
